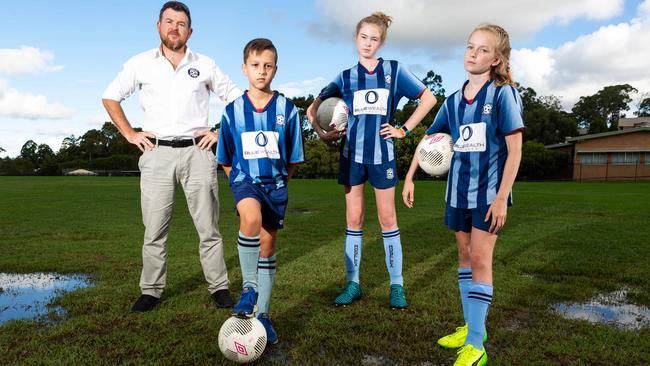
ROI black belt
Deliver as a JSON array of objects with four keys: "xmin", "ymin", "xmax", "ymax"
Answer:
[{"xmin": 148, "ymin": 136, "xmax": 203, "ymax": 148}]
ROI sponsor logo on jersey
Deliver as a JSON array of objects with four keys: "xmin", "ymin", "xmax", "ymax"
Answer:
[
  {"xmin": 353, "ymin": 88, "xmax": 389, "ymax": 115},
  {"xmin": 242, "ymin": 131, "xmax": 280, "ymax": 159},
  {"xmin": 454, "ymin": 123, "xmax": 487, "ymax": 152}
]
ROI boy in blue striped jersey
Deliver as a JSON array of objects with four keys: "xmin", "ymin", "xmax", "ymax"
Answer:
[
  {"xmin": 307, "ymin": 12, "xmax": 437, "ymax": 309},
  {"xmin": 217, "ymin": 38, "xmax": 304, "ymax": 345},
  {"xmin": 403, "ymin": 24, "xmax": 524, "ymax": 366}
]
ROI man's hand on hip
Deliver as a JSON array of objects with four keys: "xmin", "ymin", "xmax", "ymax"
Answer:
[
  {"xmin": 196, "ymin": 130, "xmax": 218, "ymax": 150},
  {"xmin": 126, "ymin": 131, "xmax": 156, "ymax": 152}
]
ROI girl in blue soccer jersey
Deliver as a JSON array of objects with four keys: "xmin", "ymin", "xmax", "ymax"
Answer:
[
  {"xmin": 306, "ymin": 12, "xmax": 437, "ymax": 309},
  {"xmin": 402, "ymin": 24, "xmax": 524, "ymax": 366}
]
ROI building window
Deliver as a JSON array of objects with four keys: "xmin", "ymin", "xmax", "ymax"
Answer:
[
  {"xmin": 611, "ymin": 152, "xmax": 640, "ymax": 165},
  {"xmin": 580, "ymin": 152, "xmax": 607, "ymax": 165},
  {"xmin": 646, "ymin": 152, "xmax": 650, "ymax": 165}
]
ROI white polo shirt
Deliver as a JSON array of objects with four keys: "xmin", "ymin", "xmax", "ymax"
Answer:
[{"xmin": 102, "ymin": 46, "xmax": 241, "ymax": 139}]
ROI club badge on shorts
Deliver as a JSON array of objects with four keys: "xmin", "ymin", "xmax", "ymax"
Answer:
[{"xmin": 386, "ymin": 168, "xmax": 394, "ymax": 180}]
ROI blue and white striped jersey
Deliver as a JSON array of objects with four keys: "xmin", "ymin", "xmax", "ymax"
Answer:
[
  {"xmin": 426, "ymin": 80, "xmax": 525, "ymax": 209},
  {"xmin": 217, "ymin": 91, "xmax": 304, "ymax": 190},
  {"xmin": 320, "ymin": 59, "xmax": 426, "ymax": 164}
]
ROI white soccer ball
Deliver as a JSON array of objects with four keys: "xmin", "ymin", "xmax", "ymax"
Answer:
[
  {"xmin": 218, "ymin": 316, "xmax": 267, "ymax": 364},
  {"xmin": 316, "ymin": 97, "xmax": 349, "ymax": 132},
  {"xmin": 416, "ymin": 133, "xmax": 454, "ymax": 177}
]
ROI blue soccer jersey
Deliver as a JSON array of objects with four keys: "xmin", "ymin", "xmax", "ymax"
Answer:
[
  {"xmin": 426, "ymin": 80, "xmax": 525, "ymax": 209},
  {"xmin": 319, "ymin": 59, "xmax": 426, "ymax": 165},
  {"xmin": 217, "ymin": 91, "xmax": 305, "ymax": 189}
]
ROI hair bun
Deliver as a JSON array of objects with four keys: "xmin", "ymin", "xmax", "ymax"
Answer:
[{"xmin": 371, "ymin": 12, "xmax": 393, "ymax": 28}]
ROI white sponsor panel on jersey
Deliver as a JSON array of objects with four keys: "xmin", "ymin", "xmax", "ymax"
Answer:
[
  {"xmin": 241, "ymin": 131, "xmax": 280, "ymax": 159},
  {"xmin": 453, "ymin": 122, "xmax": 487, "ymax": 152},
  {"xmin": 353, "ymin": 88, "xmax": 389, "ymax": 115}
]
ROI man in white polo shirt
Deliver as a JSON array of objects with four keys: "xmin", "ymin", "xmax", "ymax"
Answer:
[{"xmin": 102, "ymin": 1, "xmax": 241, "ymax": 312}]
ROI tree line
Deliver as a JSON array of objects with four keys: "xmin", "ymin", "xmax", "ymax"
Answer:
[{"xmin": 1, "ymin": 72, "xmax": 648, "ymax": 179}]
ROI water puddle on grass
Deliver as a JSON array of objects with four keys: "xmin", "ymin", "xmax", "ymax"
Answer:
[
  {"xmin": 552, "ymin": 288, "xmax": 650, "ymax": 330},
  {"xmin": 0, "ymin": 272, "xmax": 93, "ymax": 325}
]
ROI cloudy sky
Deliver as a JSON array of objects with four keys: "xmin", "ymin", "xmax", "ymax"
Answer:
[{"xmin": 1, "ymin": 0, "xmax": 648, "ymax": 157}]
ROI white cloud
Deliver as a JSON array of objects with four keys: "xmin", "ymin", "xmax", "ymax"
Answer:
[
  {"xmin": 310, "ymin": 0, "xmax": 624, "ymax": 49},
  {"xmin": 512, "ymin": 2, "xmax": 650, "ymax": 108},
  {"xmin": 0, "ymin": 46, "xmax": 63, "ymax": 75},
  {"xmin": 0, "ymin": 79, "xmax": 74, "ymax": 120},
  {"xmin": 276, "ymin": 77, "xmax": 326, "ymax": 98}
]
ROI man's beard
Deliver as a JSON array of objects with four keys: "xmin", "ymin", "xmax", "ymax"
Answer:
[{"xmin": 160, "ymin": 34, "xmax": 186, "ymax": 51}]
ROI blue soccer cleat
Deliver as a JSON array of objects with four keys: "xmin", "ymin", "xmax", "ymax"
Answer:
[
  {"xmin": 233, "ymin": 287, "xmax": 257, "ymax": 318},
  {"xmin": 257, "ymin": 313, "xmax": 278, "ymax": 345}
]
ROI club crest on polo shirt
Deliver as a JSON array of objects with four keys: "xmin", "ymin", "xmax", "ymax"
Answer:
[
  {"xmin": 276, "ymin": 114, "xmax": 285, "ymax": 126},
  {"xmin": 483, "ymin": 103, "xmax": 493, "ymax": 115},
  {"xmin": 188, "ymin": 68, "xmax": 200, "ymax": 78},
  {"xmin": 385, "ymin": 75, "xmax": 392, "ymax": 84},
  {"xmin": 386, "ymin": 168, "xmax": 394, "ymax": 179}
]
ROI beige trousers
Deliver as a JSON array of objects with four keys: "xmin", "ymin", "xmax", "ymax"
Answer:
[{"xmin": 138, "ymin": 144, "xmax": 228, "ymax": 297}]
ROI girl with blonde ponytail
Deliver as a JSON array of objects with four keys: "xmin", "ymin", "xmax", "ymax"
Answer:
[
  {"xmin": 306, "ymin": 12, "xmax": 437, "ymax": 309},
  {"xmin": 402, "ymin": 24, "xmax": 524, "ymax": 366}
]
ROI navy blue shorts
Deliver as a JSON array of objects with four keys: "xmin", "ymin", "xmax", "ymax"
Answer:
[
  {"xmin": 338, "ymin": 156, "xmax": 398, "ymax": 189},
  {"xmin": 231, "ymin": 181, "xmax": 288, "ymax": 230},
  {"xmin": 444, "ymin": 204, "xmax": 493, "ymax": 233}
]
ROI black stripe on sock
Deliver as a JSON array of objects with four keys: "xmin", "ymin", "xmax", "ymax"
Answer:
[
  {"xmin": 345, "ymin": 230, "xmax": 363, "ymax": 236},
  {"xmin": 382, "ymin": 232, "xmax": 400, "ymax": 238},
  {"xmin": 257, "ymin": 265, "xmax": 276, "ymax": 270},
  {"xmin": 238, "ymin": 241, "xmax": 260, "ymax": 248},
  {"xmin": 468, "ymin": 296, "xmax": 493, "ymax": 303},
  {"xmin": 468, "ymin": 291, "xmax": 493, "ymax": 298},
  {"xmin": 468, "ymin": 295, "xmax": 493, "ymax": 304},
  {"xmin": 238, "ymin": 235, "xmax": 260, "ymax": 243}
]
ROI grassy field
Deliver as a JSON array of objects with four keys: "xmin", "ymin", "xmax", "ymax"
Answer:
[{"xmin": 0, "ymin": 176, "xmax": 649, "ymax": 365}]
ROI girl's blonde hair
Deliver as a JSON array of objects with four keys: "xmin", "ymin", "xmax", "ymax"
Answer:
[
  {"xmin": 356, "ymin": 12, "xmax": 392, "ymax": 43},
  {"xmin": 472, "ymin": 23, "xmax": 514, "ymax": 86}
]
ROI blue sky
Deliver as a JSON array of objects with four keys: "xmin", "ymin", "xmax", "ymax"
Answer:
[{"xmin": 1, "ymin": 0, "xmax": 649, "ymax": 157}]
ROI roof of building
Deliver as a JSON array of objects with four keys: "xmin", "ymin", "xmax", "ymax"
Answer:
[
  {"xmin": 618, "ymin": 117, "xmax": 650, "ymax": 127},
  {"xmin": 546, "ymin": 142, "xmax": 574, "ymax": 149},
  {"xmin": 565, "ymin": 127, "xmax": 650, "ymax": 142}
]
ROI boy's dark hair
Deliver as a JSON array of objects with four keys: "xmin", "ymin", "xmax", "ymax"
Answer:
[
  {"xmin": 159, "ymin": 1, "xmax": 191, "ymax": 28},
  {"xmin": 243, "ymin": 38, "xmax": 278, "ymax": 63}
]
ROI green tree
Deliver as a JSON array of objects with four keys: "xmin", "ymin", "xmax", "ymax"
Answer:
[
  {"xmin": 518, "ymin": 86, "xmax": 577, "ymax": 145},
  {"xmin": 635, "ymin": 94, "xmax": 650, "ymax": 117},
  {"xmin": 20, "ymin": 140, "xmax": 39, "ymax": 167},
  {"xmin": 0, "ymin": 147, "xmax": 5, "ymax": 153},
  {"xmin": 518, "ymin": 140, "xmax": 570, "ymax": 180},
  {"xmin": 291, "ymin": 95, "xmax": 316, "ymax": 140},
  {"xmin": 572, "ymin": 84, "xmax": 637, "ymax": 133}
]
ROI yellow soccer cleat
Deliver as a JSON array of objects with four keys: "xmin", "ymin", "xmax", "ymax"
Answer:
[
  {"xmin": 437, "ymin": 324, "xmax": 488, "ymax": 349},
  {"xmin": 453, "ymin": 344, "xmax": 487, "ymax": 366}
]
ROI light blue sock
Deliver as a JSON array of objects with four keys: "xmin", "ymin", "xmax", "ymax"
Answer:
[
  {"xmin": 237, "ymin": 231, "xmax": 260, "ymax": 291},
  {"xmin": 466, "ymin": 282, "xmax": 493, "ymax": 350},
  {"xmin": 344, "ymin": 228, "xmax": 363, "ymax": 283},
  {"xmin": 382, "ymin": 228, "xmax": 403, "ymax": 286},
  {"xmin": 257, "ymin": 255, "xmax": 276, "ymax": 314},
  {"xmin": 458, "ymin": 268, "xmax": 472, "ymax": 324}
]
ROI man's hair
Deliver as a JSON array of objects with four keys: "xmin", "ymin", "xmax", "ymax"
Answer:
[
  {"xmin": 159, "ymin": 1, "xmax": 191, "ymax": 28},
  {"xmin": 243, "ymin": 38, "xmax": 278, "ymax": 64}
]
